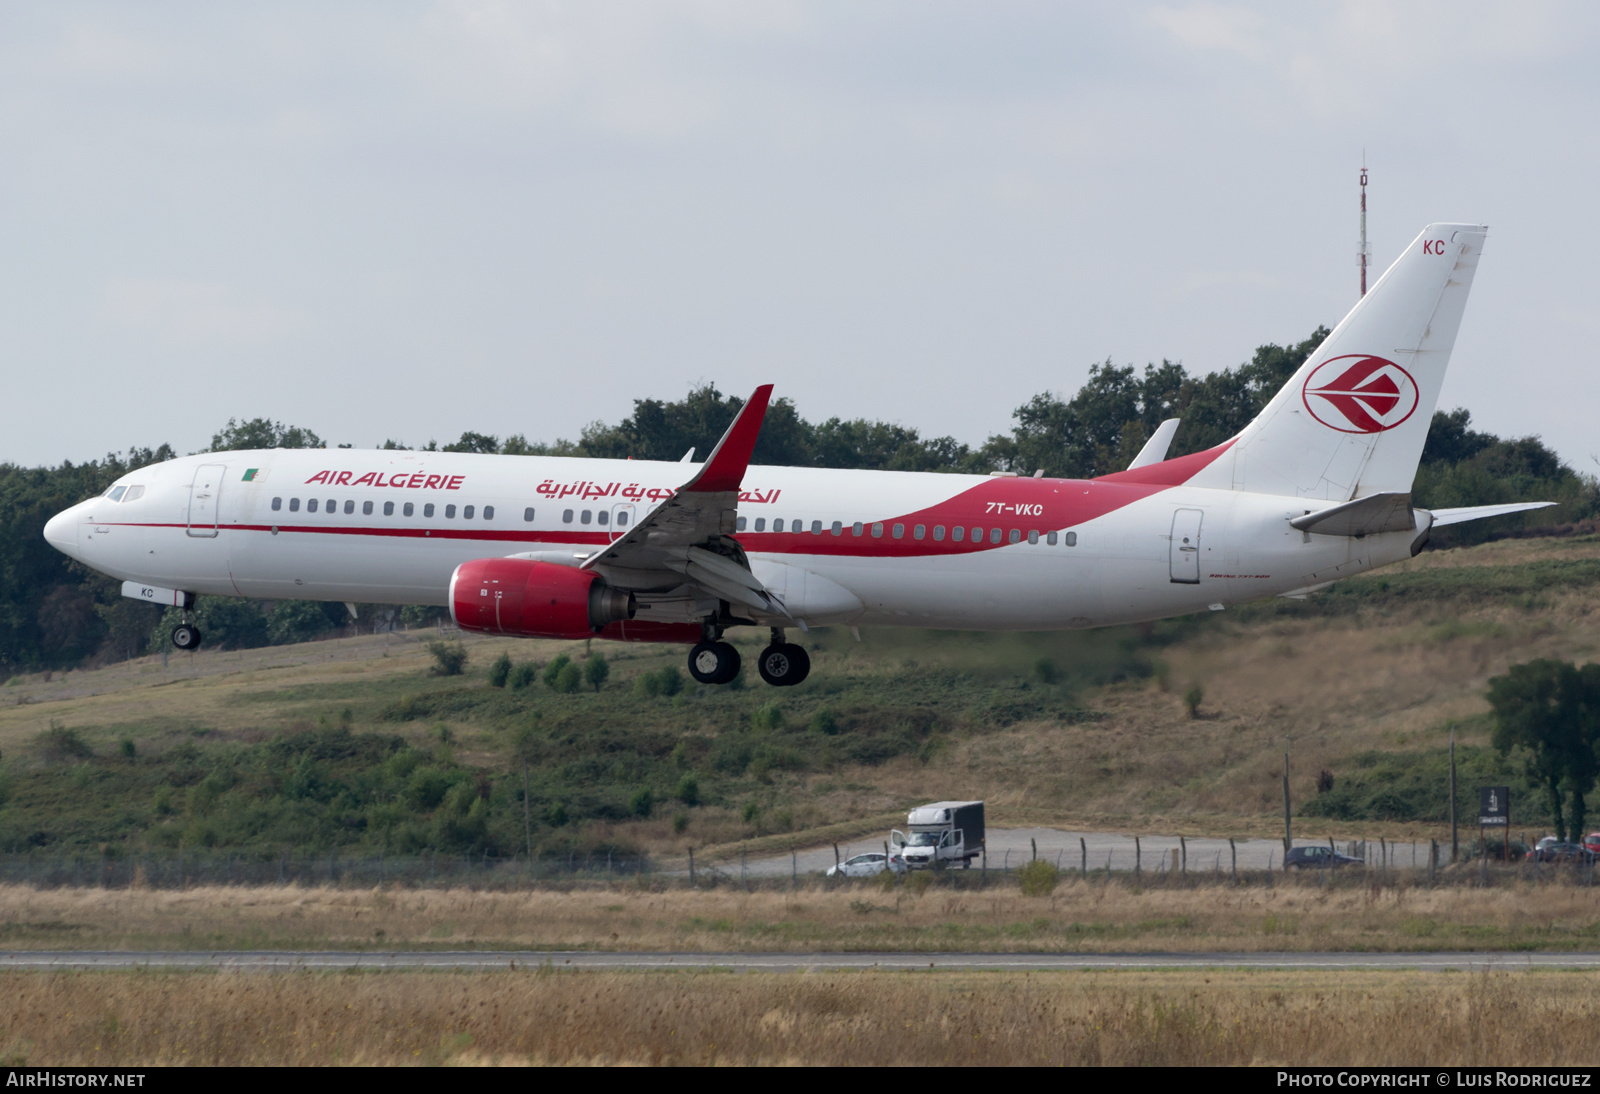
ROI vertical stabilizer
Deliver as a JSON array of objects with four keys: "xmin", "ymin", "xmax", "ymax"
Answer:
[{"xmin": 1186, "ymin": 223, "xmax": 1487, "ymax": 500}]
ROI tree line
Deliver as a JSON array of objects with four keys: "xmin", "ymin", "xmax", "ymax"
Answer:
[{"xmin": 1, "ymin": 328, "xmax": 1589, "ymax": 674}]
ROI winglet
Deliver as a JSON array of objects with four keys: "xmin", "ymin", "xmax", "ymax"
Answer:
[{"xmin": 681, "ymin": 385, "xmax": 772, "ymax": 494}]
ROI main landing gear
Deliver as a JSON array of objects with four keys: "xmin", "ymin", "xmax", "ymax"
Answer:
[
  {"xmin": 171, "ymin": 622, "xmax": 203, "ymax": 652},
  {"xmin": 757, "ymin": 628, "xmax": 809, "ymax": 687},
  {"xmin": 685, "ymin": 628, "xmax": 810, "ymax": 687}
]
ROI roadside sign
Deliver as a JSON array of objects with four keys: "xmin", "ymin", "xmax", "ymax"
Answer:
[{"xmin": 1479, "ymin": 786, "xmax": 1510, "ymax": 827}]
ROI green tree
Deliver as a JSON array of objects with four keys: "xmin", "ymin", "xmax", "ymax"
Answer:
[
  {"xmin": 1488, "ymin": 660, "xmax": 1600, "ymax": 840},
  {"xmin": 488, "ymin": 652, "xmax": 512, "ymax": 688},
  {"xmin": 543, "ymin": 654, "xmax": 572, "ymax": 690},
  {"xmin": 582, "ymin": 654, "xmax": 609, "ymax": 692},
  {"xmin": 208, "ymin": 418, "xmax": 325, "ymax": 451}
]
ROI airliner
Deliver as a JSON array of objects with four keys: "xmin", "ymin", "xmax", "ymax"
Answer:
[{"xmin": 44, "ymin": 223, "xmax": 1548, "ymax": 688}]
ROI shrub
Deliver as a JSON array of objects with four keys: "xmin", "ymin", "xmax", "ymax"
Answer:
[
  {"xmin": 672, "ymin": 811, "xmax": 689, "ymax": 834},
  {"xmin": 542, "ymin": 653, "xmax": 571, "ymax": 689},
  {"xmin": 555, "ymin": 663, "xmax": 583, "ymax": 694},
  {"xmin": 629, "ymin": 787, "xmax": 655, "ymax": 817},
  {"xmin": 753, "ymin": 703, "xmax": 784, "ymax": 731},
  {"xmin": 119, "ymin": 738, "xmax": 136, "ymax": 760},
  {"xmin": 636, "ymin": 667, "xmax": 683, "ymax": 698},
  {"xmin": 905, "ymin": 870, "xmax": 933, "ymax": 896},
  {"xmin": 741, "ymin": 800, "xmax": 762, "ymax": 825},
  {"xmin": 545, "ymin": 801, "xmax": 568, "ymax": 827},
  {"xmin": 37, "ymin": 724, "xmax": 92, "ymax": 763},
  {"xmin": 428, "ymin": 641, "xmax": 468, "ymax": 676},
  {"xmin": 1033, "ymin": 658, "xmax": 1058, "ymax": 684},
  {"xmin": 583, "ymin": 655, "xmax": 610, "ymax": 692},
  {"xmin": 809, "ymin": 708, "xmax": 839, "ymax": 735},
  {"xmin": 1018, "ymin": 858, "xmax": 1060, "ymax": 897},
  {"xmin": 675, "ymin": 773, "xmax": 700, "ymax": 806},
  {"xmin": 510, "ymin": 662, "xmax": 537, "ymax": 689},
  {"xmin": 1316, "ymin": 768, "xmax": 1335, "ymax": 794},
  {"xmin": 1183, "ymin": 683, "xmax": 1204, "ymax": 719},
  {"xmin": 488, "ymin": 652, "xmax": 512, "ymax": 688}
]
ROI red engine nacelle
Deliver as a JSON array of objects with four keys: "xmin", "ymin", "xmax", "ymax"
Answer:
[{"xmin": 450, "ymin": 558, "xmax": 636, "ymax": 639}]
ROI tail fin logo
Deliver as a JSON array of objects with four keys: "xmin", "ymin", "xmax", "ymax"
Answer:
[{"xmin": 1301, "ymin": 355, "xmax": 1419, "ymax": 434}]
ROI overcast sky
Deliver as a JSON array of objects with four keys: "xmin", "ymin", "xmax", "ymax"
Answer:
[{"xmin": 3, "ymin": 2, "xmax": 1598, "ymax": 468}]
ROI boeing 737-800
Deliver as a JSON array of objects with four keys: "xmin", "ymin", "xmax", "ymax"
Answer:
[{"xmin": 43, "ymin": 223, "xmax": 1549, "ymax": 687}]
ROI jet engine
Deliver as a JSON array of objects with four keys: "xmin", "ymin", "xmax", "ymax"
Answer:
[{"xmin": 449, "ymin": 558, "xmax": 634, "ymax": 639}]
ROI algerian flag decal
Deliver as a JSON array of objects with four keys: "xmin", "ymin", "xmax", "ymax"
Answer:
[{"xmin": 242, "ymin": 468, "xmax": 266, "ymax": 482}]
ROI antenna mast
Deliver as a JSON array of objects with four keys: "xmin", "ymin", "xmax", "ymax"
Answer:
[{"xmin": 1358, "ymin": 160, "xmax": 1370, "ymax": 296}]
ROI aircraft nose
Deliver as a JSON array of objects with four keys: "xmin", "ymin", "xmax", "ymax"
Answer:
[{"xmin": 43, "ymin": 507, "xmax": 79, "ymax": 557}]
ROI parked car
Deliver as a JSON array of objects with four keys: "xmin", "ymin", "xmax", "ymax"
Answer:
[
  {"xmin": 826, "ymin": 852, "xmax": 908, "ymax": 878},
  {"xmin": 1532, "ymin": 841, "xmax": 1594, "ymax": 864},
  {"xmin": 1284, "ymin": 845, "xmax": 1363, "ymax": 870},
  {"xmin": 1582, "ymin": 833, "xmax": 1600, "ymax": 856}
]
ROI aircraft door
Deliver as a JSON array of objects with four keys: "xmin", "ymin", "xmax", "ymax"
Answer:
[
  {"xmin": 609, "ymin": 503, "xmax": 635, "ymax": 542},
  {"xmin": 1169, "ymin": 509, "xmax": 1203, "ymax": 584},
  {"xmin": 187, "ymin": 464, "xmax": 227, "ymax": 539}
]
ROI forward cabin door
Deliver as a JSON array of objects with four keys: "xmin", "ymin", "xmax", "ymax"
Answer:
[
  {"xmin": 610, "ymin": 503, "xmax": 636, "ymax": 543},
  {"xmin": 187, "ymin": 464, "xmax": 227, "ymax": 538},
  {"xmin": 1169, "ymin": 509, "xmax": 1203, "ymax": 584}
]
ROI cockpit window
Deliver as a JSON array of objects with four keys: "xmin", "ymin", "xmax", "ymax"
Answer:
[
  {"xmin": 107, "ymin": 486, "xmax": 127, "ymax": 502},
  {"xmin": 123, "ymin": 486, "xmax": 145, "ymax": 502}
]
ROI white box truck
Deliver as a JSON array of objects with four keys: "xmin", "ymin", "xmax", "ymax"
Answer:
[{"xmin": 891, "ymin": 801, "xmax": 985, "ymax": 869}]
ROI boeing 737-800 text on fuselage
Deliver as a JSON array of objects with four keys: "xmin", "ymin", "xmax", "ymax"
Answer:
[{"xmin": 43, "ymin": 224, "xmax": 1549, "ymax": 687}]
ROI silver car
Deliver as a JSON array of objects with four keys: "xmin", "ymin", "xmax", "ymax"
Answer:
[{"xmin": 826, "ymin": 852, "xmax": 908, "ymax": 878}]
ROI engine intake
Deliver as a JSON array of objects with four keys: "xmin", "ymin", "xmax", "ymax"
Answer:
[{"xmin": 449, "ymin": 558, "xmax": 635, "ymax": 639}]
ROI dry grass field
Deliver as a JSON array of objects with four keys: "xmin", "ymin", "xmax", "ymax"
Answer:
[
  {"xmin": 2, "ymin": 877, "xmax": 1599, "ymax": 953},
  {"xmin": 0, "ymin": 967, "xmax": 1592, "ymax": 1066}
]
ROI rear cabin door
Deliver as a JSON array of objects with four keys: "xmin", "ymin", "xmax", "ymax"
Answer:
[
  {"xmin": 187, "ymin": 464, "xmax": 227, "ymax": 538},
  {"xmin": 1169, "ymin": 509, "xmax": 1203, "ymax": 584}
]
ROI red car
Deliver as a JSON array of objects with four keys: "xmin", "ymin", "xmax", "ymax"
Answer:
[{"xmin": 1583, "ymin": 833, "xmax": 1600, "ymax": 856}]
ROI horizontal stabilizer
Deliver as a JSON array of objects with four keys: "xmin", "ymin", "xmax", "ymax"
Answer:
[
  {"xmin": 1428, "ymin": 501, "xmax": 1556, "ymax": 527},
  {"xmin": 1290, "ymin": 492, "xmax": 1415, "ymax": 537},
  {"xmin": 1126, "ymin": 419, "xmax": 1181, "ymax": 471}
]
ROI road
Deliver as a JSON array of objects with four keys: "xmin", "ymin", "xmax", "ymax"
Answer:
[
  {"xmin": 5, "ymin": 951, "xmax": 1597, "ymax": 972},
  {"xmin": 717, "ymin": 827, "xmax": 1440, "ymax": 878}
]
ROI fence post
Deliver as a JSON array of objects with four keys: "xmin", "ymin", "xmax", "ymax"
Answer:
[
  {"xmin": 1180, "ymin": 836, "xmax": 1187, "ymax": 883},
  {"xmin": 1229, "ymin": 838, "xmax": 1236, "ymax": 882},
  {"xmin": 1081, "ymin": 837, "xmax": 1087, "ymax": 880},
  {"xmin": 792, "ymin": 848, "xmax": 797, "ymax": 884},
  {"xmin": 1134, "ymin": 837, "xmax": 1141, "ymax": 883},
  {"xmin": 688, "ymin": 848, "xmax": 695, "ymax": 885},
  {"xmin": 1030, "ymin": 838, "xmax": 1037, "ymax": 862}
]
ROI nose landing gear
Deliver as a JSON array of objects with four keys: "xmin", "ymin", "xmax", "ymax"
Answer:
[{"xmin": 171, "ymin": 623, "xmax": 203, "ymax": 652}]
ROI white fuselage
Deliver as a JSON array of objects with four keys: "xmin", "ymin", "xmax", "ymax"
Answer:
[{"xmin": 45, "ymin": 448, "xmax": 1418, "ymax": 631}]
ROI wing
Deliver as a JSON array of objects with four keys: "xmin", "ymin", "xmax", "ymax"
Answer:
[{"xmin": 581, "ymin": 384, "xmax": 789, "ymax": 623}]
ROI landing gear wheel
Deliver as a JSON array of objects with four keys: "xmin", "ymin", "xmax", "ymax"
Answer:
[
  {"xmin": 687, "ymin": 641, "xmax": 741, "ymax": 685},
  {"xmin": 171, "ymin": 624, "xmax": 202, "ymax": 651},
  {"xmin": 757, "ymin": 643, "xmax": 810, "ymax": 687}
]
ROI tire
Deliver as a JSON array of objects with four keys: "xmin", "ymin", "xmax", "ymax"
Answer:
[
  {"xmin": 171, "ymin": 624, "xmax": 202, "ymax": 651},
  {"xmin": 757, "ymin": 643, "xmax": 810, "ymax": 686},
  {"xmin": 687, "ymin": 641, "xmax": 740, "ymax": 685}
]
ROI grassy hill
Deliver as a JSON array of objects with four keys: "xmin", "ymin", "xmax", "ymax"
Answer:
[{"xmin": 3, "ymin": 532, "xmax": 1599, "ymax": 859}]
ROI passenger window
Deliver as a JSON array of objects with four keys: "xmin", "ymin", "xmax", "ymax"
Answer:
[
  {"xmin": 580, "ymin": 510, "xmax": 592, "ymax": 525},
  {"xmin": 344, "ymin": 500, "xmax": 355, "ymax": 515},
  {"xmin": 445, "ymin": 504, "xmax": 457, "ymax": 519},
  {"xmin": 852, "ymin": 522, "xmax": 863, "ymax": 536},
  {"xmin": 308, "ymin": 499, "xmax": 319, "ymax": 513},
  {"xmin": 892, "ymin": 523, "xmax": 904, "ymax": 539},
  {"xmin": 1066, "ymin": 531, "xmax": 1078, "ymax": 547},
  {"xmin": 108, "ymin": 486, "xmax": 127, "ymax": 502},
  {"xmin": 524, "ymin": 507, "xmax": 535, "ymax": 522},
  {"xmin": 831, "ymin": 520, "xmax": 842, "ymax": 536},
  {"xmin": 773, "ymin": 518, "xmax": 784, "ymax": 532},
  {"xmin": 464, "ymin": 505, "xmax": 475, "ymax": 519},
  {"xmin": 951, "ymin": 526, "xmax": 963, "ymax": 542},
  {"xmin": 736, "ymin": 516, "xmax": 746, "ymax": 531},
  {"xmin": 384, "ymin": 501, "xmax": 395, "ymax": 516},
  {"xmin": 616, "ymin": 511, "xmax": 627, "ymax": 526},
  {"xmin": 755, "ymin": 517, "xmax": 766, "ymax": 531},
  {"xmin": 562, "ymin": 509, "xmax": 573, "ymax": 523},
  {"xmin": 484, "ymin": 506, "xmax": 494, "ymax": 520},
  {"xmin": 289, "ymin": 498, "xmax": 300, "ymax": 512},
  {"xmin": 972, "ymin": 527, "xmax": 983, "ymax": 542},
  {"xmin": 363, "ymin": 501, "xmax": 374, "ymax": 516},
  {"xmin": 933, "ymin": 525, "xmax": 945, "ymax": 541},
  {"xmin": 871, "ymin": 522, "xmax": 883, "ymax": 538},
  {"xmin": 1047, "ymin": 531, "xmax": 1057, "ymax": 545},
  {"xmin": 272, "ymin": 497, "xmax": 282, "ymax": 512},
  {"xmin": 124, "ymin": 486, "xmax": 145, "ymax": 501},
  {"xmin": 811, "ymin": 520, "xmax": 822, "ymax": 534},
  {"xmin": 425, "ymin": 503, "xmax": 435, "ymax": 518},
  {"xmin": 597, "ymin": 510, "xmax": 607, "ymax": 526},
  {"xmin": 403, "ymin": 502, "xmax": 414, "ymax": 517},
  {"xmin": 1028, "ymin": 529, "xmax": 1039, "ymax": 544},
  {"xmin": 913, "ymin": 524, "xmax": 926, "ymax": 540},
  {"xmin": 326, "ymin": 499, "xmax": 334, "ymax": 512},
  {"xmin": 991, "ymin": 528, "xmax": 1002, "ymax": 544},
  {"xmin": 1009, "ymin": 529, "xmax": 1021, "ymax": 544}
]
